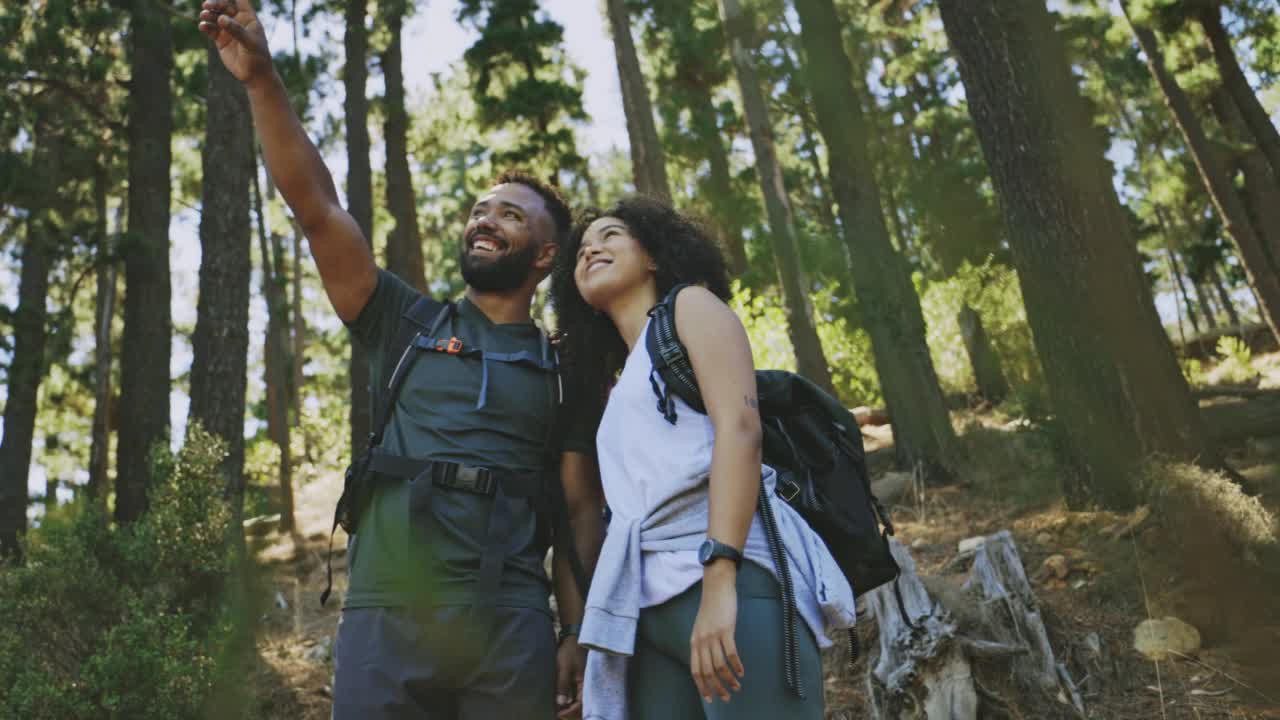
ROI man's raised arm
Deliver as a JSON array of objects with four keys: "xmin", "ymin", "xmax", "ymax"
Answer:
[{"xmin": 199, "ymin": 0, "xmax": 375, "ymax": 322}]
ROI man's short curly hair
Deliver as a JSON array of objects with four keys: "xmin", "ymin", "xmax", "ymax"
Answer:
[
  {"xmin": 491, "ymin": 169, "xmax": 572, "ymax": 245},
  {"xmin": 550, "ymin": 195, "xmax": 732, "ymax": 424}
]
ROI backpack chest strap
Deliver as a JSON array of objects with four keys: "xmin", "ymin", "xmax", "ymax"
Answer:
[{"xmin": 410, "ymin": 333, "xmax": 558, "ymax": 409}]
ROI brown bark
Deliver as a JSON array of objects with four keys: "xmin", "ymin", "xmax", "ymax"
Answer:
[
  {"xmin": 1198, "ymin": 4, "xmax": 1280, "ymax": 185},
  {"xmin": 1166, "ymin": 243, "xmax": 1202, "ymax": 335},
  {"xmin": 345, "ymin": 0, "xmax": 373, "ymax": 458},
  {"xmin": 717, "ymin": 0, "xmax": 834, "ymax": 393},
  {"xmin": 381, "ymin": 0, "xmax": 427, "ymax": 293},
  {"xmin": 189, "ymin": 47, "xmax": 254, "ymax": 527},
  {"xmin": 88, "ymin": 159, "xmax": 116, "ymax": 508},
  {"xmin": 958, "ymin": 305, "xmax": 1009, "ymax": 405},
  {"xmin": 291, "ymin": 219, "xmax": 309, "ymax": 461},
  {"xmin": 1194, "ymin": 280, "xmax": 1218, "ymax": 329},
  {"xmin": 606, "ymin": 0, "xmax": 671, "ymax": 202},
  {"xmin": 1123, "ymin": 6, "xmax": 1280, "ymax": 344},
  {"xmin": 254, "ymin": 146, "xmax": 295, "ymax": 533},
  {"xmin": 116, "ymin": 3, "xmax": 173, "ymax": 523},
  {"xmin": 0, "ymin": 224, "xmax": 52, "ymax": 559},
  {"xmin": 1210, "ymin": 85, "xmax": 1280, "ymax": 272},
  {"xmin": 792, "ymin": 0, "xmax": 957, "ymax": 479},
  {"xmin": 940, "ymin": 0, "xmax": 1215, "ymax": 509},
  {"xmin": 1210, "ymin": 262, "xmax": 1243, "ymax": 327}
]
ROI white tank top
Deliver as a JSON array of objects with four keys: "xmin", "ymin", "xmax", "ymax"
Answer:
[{"xmin": 596, "ymin": 318, "xmax": 772, "ymax": 607}]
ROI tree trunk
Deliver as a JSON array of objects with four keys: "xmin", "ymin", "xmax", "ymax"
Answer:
[
  {"xmin": 1195, "ymin": 280, "xmax": 1218, "ymax": 330},
  {"xmin": 1198, "ymin": 3, "xmax": 1280, "ymax": 185},
  {"xmin": 88, "ymin": 159, "xmax": 116, "ymax": 508},
  {"xmin": 717, "ymin": 0, "xmax": 834, "ymax": 393},
  {"xmin": 0, "ymin": 225, "xmax": 52, "ymax": 559},
  {"xmin": 958, "ymin": 304, "xmax": 1009, "ymax": 405},
  {"xmin": 1166, "ymin": 243, "xmax": 1202, "ymax": 335},
  {"xmin": 381, "ymin": 0, "xmax": 427, "ymax": 293},
  {"xmin": 116, "ymin": 4, "xmax": 173, "ymax": 523},
  {"xmin": 345, "ymin": 0, "xmax": 373, "ymax": 459},
  {"xmin": 793, "ymin": 0, "xmax": 957, "ymax": 478},
  {"xmin": 605, "ymin": 0, "xmax": 671, "ymax": 202},
  {"xmin": 939, "ymin": 0, "xmax": 1215, "ymax": 509},
  {"xmin": 189, "ymin": 47, "xmax": 254, "ymax": 528},
  {"xmin": 659, "ymin": 0, "xmax": 747, "ymax": 274},
  {"xmin": 688, "ymin": 78, "xmax": 747, "ymax": 274},
  {"xmin": 254, "ymin": 147, "xmax": 295, "ymax": 533},
  {"xmin": 1122, "ymin": 6, "xmax": 1280, "ymax": 345},
  {"xmin": 1211, "ymin": 261, "xmax": 1243, "ymax": 327},
  {"xmin": 291, "ymin": 219, "xmax": 309, "ymax": 461},
  {"xmin": 1210, "ymin": 85, "xmax": 1280, "ymax": 272}
]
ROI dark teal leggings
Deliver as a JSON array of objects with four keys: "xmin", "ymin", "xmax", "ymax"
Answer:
[{"xmin": 626, "ymin": 561, "xmax": 825, "ymax": 719}]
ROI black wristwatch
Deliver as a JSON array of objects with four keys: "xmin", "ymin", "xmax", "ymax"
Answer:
[
  {"xmin": 558, "ymin": 623, "xmax": 581, "ymax": 644},
  {"xmin": 698, "ymin": 538, "xmax": 743, "ymax": 568}
]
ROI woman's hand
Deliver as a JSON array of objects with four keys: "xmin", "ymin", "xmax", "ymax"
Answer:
[{"xmin": 690, "ymin": 562, "xmax": 744, "ymax": 703}]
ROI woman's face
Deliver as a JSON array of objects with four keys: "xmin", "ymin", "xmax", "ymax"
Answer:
[{"xmin": 574, "ymin": 216, "xmax": 656, "ymax": 309}]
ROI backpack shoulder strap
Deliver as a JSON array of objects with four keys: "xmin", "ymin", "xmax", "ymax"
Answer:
[
  {"xmin": 370, "ymin": 296, "xmax": 452, "ymax": 449},
  {"xmin": 644, "ymin": 283, "xmax": 706, "ymax": 423}
]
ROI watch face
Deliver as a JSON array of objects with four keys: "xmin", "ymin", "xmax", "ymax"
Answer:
[{"xmin": 698, "ymin": 539, "xmax": 714, "ymax": 565}]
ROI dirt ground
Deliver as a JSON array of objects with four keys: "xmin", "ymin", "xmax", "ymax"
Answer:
[{"xmin": 245, "ymin": 384, "xmax": 1280, "ymax": 719}]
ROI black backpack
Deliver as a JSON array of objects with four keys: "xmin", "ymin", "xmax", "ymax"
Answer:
[
  {"xmin": 321, "ymin": 295, "xmax": 591, "ymax": 607},
  {"xmin": 646, "ymin": 284, "xmax": 907, "ymax": 677}
]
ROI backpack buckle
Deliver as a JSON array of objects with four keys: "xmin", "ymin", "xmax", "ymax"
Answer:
[
  {"xmin": 437, "ymin": 337, "xmax": 463, "ymax": 354},
  {"xmin": 778, "ymin": 477, "xmax": 801, "ymax": 503}
]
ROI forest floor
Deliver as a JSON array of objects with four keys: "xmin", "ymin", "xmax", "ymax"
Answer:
[{"xmin": 243, "ymin": 354, "xmax": 1280, "ymax": 720}]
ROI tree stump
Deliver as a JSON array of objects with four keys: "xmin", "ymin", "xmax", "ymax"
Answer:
[
  {"xmin": 864, "ymin": 531, "xmax": 1083, "ymax": 719},
  {"xmin": 865, "ymin": 539, "xmax": 977, "ymax": 720}
]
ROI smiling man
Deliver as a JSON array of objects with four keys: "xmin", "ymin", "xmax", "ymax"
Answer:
[{"xmin": 198, "ymin": 2, "xmax": 604, "ymax": 719}]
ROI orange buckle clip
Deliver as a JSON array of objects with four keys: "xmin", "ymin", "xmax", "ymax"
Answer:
[{"xmin": 445, "ymin": 337, "xmax": 464, "ymax": 354}]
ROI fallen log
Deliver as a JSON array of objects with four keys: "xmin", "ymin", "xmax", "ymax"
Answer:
[
  {"xmin": 1198, "ymin": 392, "xmax": 1280, "ymax": 443},
  {"xmin": 1174, "ymin": 321, "xmax": 1276, "ymax": 360}
]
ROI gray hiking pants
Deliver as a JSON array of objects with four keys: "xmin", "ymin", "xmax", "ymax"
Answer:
[
  {"xmin": 627, "ymin": 561, "xmax": 825, "ymax": 719},
  {"xmin": 332, "ymin": 605, "xmax": 556, "ymax": 720}
]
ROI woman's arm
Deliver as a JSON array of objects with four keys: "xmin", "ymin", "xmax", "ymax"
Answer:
[{"xmin": 675, "ymin": 285, "xmax": 763, "ymax": 704}]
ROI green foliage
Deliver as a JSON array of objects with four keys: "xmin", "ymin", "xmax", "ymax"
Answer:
[
  {"xmin": 0, "ymin": 428, "xmax": 240, "ymax": 720},
  {"xmin": 457, "ymin": 0, "xmax": 588, "ymax": 181},
  {"xmin": 918, "ymin": 260, "xmax": 1041, "ymax": 396},
  {"xmin": 1209, "ymin": 334, "xmax": 1259, "ymax": 384},
  {"xmin": 732, "ymin": 281, "xmax": 882, "ymax": 406}
]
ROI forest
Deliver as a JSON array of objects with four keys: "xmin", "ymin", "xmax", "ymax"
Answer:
[{"xmin": 1, "ymin": 0, "xmax": 1279, "ymax": 717}]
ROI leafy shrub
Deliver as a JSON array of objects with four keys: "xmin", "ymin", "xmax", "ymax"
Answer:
[
  {"xmin": 1207, "ymin": 335, "xmax": 1259, "ymax": 385},
  {"xmin": 918, "ymin": 259, "xmax": 1041, "ymax": 396},
  {"xmin": 732, "ymin": 281, "xmax": 884, "ymax": 407},
  {"xmin": 0, "ymin": 427, "xmax": 238, "ymax": 720}
]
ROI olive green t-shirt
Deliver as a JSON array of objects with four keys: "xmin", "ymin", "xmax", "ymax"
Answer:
[{"xmin": 343, "ymin": 269, "xmax": 594, "ymax": 612}]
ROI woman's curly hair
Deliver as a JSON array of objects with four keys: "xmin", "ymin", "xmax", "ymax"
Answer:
[{"xmin": 550, "ymin": 195, "xmax": 732, "ymax": 424}]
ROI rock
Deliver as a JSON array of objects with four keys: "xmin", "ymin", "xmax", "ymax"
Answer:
[
  {"xmin": 1035, "ymin": 531, "xmax": 1053, "ymax": 545},
  {"xmin": 911, "ymin": 538, "xmax": 926, "ymax": 550},
  {"xmin": 1084, "ymin": 632, "xmax": 1102, "ymax": 657},
  {"xmin": 304, "ymin": 636, "xmax": 333, "ymax": 664},
  {"xmin": 958, "ymin": 536, "xmax": 986, "ymax": 555},
  {"xmin": 1041, "ymin": 554, "xmax": 1069, "ymax": 580},
  {"xmin": 1134, "ymin": 617, "xmax": 1201, "ymax": 661}
]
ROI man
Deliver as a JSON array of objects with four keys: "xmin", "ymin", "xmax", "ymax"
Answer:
[{"xmin": 198, "ymin": 3, "xmax": 604, "ymax": 718}]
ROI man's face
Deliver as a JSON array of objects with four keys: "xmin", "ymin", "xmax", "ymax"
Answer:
[{"xmin": 460, "ymin": 183, "xmax": 556, "ymax": 292}]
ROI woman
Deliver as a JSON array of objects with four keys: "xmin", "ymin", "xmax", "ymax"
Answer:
[{"xmin": 550, "ymin": 197, "xmax": 856, "ymax": 720}]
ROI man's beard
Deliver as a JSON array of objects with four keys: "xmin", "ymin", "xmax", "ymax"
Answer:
[{"xmin": 459, "ymin": 240, "xmax": 540, "ymax": 292}]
